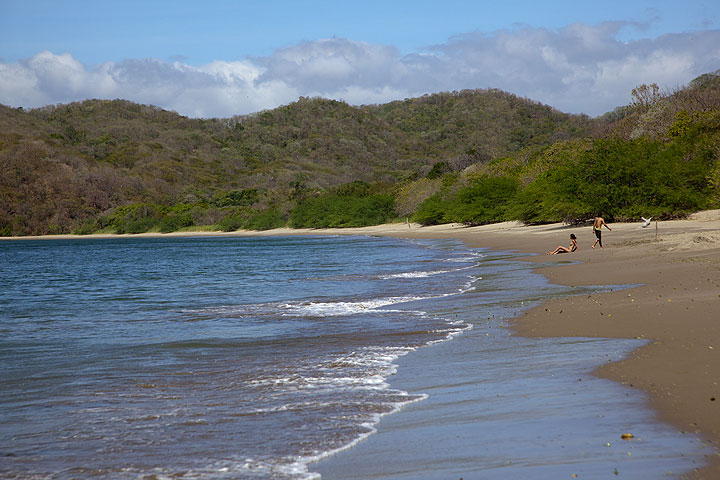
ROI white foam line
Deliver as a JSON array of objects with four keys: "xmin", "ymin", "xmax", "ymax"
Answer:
[
  {"xmin": 166, "ymin": 315, "xmax": 473, "ymax": 479},
  {"xmin": 381, "ymin": 263, "xmax": 478, "ymax": 279},
  {"xmin": 182, "ymin": 273, "xmax": 481, "ymax": 319},
  {"xmin": 278, "ymin": 295, "xmax": 429, "ymax": 317},
  {"xmin": 379, "ymin": 268, "xmax": 455, "ymax": 279},
  {"xmin": 290, "ymin": 319, "xmax": 473, "ymax": 478},
  {"xmin": 290, "ymin": 392, "xmax": 430, "ymax": 478}
]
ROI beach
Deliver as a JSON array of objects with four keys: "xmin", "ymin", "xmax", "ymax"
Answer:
[
  {"xmin": 334, "ymin": 213, "xmax": 720, "ymax": 479},
  {"xmin": 4, "ymin": 212, "xmax": 720, "ymax": 478},
  {"xmin": 324, "ymin": 212, "xmax": 720, "ymax": 478}
]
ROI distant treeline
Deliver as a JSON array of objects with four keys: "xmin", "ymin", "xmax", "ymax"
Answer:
[{"xmin": 1, "ymin": 71, "xmax": 719, "ymax": 236}]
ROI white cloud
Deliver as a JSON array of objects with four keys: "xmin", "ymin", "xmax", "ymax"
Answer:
[
  {"xmin": 256, "ymin": 38, "xmax": 401, "ymax": 92},
  {"xmin": 1, "ymin": 25, "xmax": 719, "ymax": 118},
  {"xmin": 0, "ymin": 61, "xmax": 44, "ymax": 106}
]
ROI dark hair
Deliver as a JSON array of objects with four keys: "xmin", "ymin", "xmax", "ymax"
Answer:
[{"xmin": 570, "ymin": 234, "xmax": 577, "ymax": 239}]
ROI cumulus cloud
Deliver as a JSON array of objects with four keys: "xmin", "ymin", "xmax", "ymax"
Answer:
[
  {"xmin": 425, "ymin": 23, "xmax": 720, "ymax": 115},
  {"xmin": 1, "ymin": 23, "xmax": 719, "ymax": 118},
  {"xmin": 256, "ymin": 38, "xmax": 401, "ymax": 91}
]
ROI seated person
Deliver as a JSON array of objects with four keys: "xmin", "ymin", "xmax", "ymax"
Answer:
[{"xmin": 547, "ymin": 233, "xmax": 578, "ymax": 255}]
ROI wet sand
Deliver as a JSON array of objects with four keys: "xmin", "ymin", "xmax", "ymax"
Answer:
[{"xmin": 5, "ymin": 211, "xmax": 720, "ymax": 477}]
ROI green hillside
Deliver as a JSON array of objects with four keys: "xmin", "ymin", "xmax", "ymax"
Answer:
[
  {"xmin": 408, "ymin": 73, "xmax": 720, "ymax": 226},
  {"xmin": 1, "ymin": 74, "xmax": 718, "ymax": 236}
]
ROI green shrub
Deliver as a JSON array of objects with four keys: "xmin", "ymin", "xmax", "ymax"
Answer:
[
  {"xmin": 218, "ymin": 212, "xmax": 246, "ymax": 232},
  {"xmin": 72, "ymin": 219, "xmax": 100, "ymax": 235},
  {"xmin": 413, "ymin": 176, "xmax": 519, "ymax": 225},
  {"xmin": 509, "ymin": 135, "xmax": 715, "ymax": 223},
  {"xmin": 412, "ymin": 194, "xmax": 452, "ymax": 225},
  {"xmin": 426, "ymin": 161, "xmax": 451, "ymax": 179},
  {"xmin": 159, "ymin": 213, "xmax": 194, "ymax": 233},
  {"xmin": 213, "ymin": 189, "xmax": 259, "ymax": 207},
  {"xmin": 244, "ymin": 209, "xmax": 286, "ymax": 230},
  {"xmin": 453, "ymin": 176, "xmax": 520, "ymax": 225},
  {"xmin": 290, "ymin": 188, "xmax": 396, "ymax": 228},
  {"xmin": 122, "ymin": 217, "xmax": 158, "ymax": 234},
  {"xmin": 106, "ymin": 203, "xmax": 164, "ymax": 234}
]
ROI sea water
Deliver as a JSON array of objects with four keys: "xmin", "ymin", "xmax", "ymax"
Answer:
[{"xmin": 0, "ymin": 236, "xmax": 706, "ymax": 479}]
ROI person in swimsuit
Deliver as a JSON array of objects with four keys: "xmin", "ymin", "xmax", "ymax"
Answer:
[
  {"xmin": 547, "ymin": 234, "xmax": 578, "ymax": 255},
  {"xmin": 592, "ymin": 216, "xmax": 612, "ymax": 248}
]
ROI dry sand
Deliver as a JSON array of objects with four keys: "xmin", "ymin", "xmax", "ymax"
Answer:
[{"xmin": 5, "ymin": 211, "xmax": 720, "ymax": 477}]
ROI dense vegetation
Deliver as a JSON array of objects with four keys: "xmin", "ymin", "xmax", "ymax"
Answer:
[
  {"xmin": 1, "ymin": 72, "xmax": 719, "ymax": 236},
  {"xmin": 411, "ymin": 74, "xmax": 720, "ymax": 226}
]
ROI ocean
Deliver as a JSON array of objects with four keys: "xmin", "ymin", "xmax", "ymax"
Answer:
[{"xmin": 0, "ymin": 235, "xmax": 706, "ymax": 479}]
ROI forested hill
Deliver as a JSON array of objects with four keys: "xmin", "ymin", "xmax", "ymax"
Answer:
[
  {"xmin": 0, "ymin": 89, "xmax": 594, "ymax": 235},
  {"xmin": 368, "ymin": 89, "xmax": 593, "ymax": 157},
  {"xmin": 2, "ymin": 74, "xmax": 719, "ymax": 236}
]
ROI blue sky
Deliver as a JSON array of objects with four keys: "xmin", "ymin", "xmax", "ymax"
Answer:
[{"xmin": 1, "ymin": 1, "xmax": 719, "ymax": 117}]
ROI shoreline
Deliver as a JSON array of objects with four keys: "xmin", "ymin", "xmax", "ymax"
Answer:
[{"xmin": 5, "ymin": 212, "xmax": 720, "ymax": 477}]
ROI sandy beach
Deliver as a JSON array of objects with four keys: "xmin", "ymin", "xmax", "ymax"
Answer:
[
  {"xmin": 5, "ymin": 212, "xmax": 720, "ymax": 477},
  {"xmin": 345, "ymin": 213, "xmax": 720, "ymax": 479},
  {"xmin": 344, "ymin": 213, "xmax": 720, "ymax": 479}
]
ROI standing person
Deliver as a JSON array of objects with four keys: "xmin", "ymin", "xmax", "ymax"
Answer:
[{"xmin": 592, "ymin": 215, "xmax": 612, "ymax": 249}]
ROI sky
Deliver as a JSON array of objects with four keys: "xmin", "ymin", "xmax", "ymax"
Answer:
[{"xmin": 1, "ymin": 0, "xmax": 719, "ymax": 118}]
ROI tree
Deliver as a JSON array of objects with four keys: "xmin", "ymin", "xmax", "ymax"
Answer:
[{"xmin": 631, "ymin": 83, "xmax": 664, "ymax": 111}]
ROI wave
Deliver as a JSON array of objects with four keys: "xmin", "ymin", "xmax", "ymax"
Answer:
[
  {"xmin": 277, "ymin": 296, "xmax": 428, "ymax": 317},
  {"xmin": 180, "ymin": 294, "xmax": 435, "ymax": 320},
  {"xmin": 379, "ymin": 269, "xmax": 455, "ymax": 279}
]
